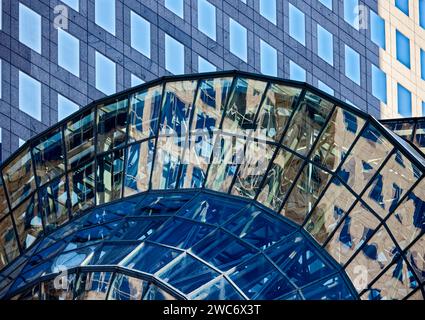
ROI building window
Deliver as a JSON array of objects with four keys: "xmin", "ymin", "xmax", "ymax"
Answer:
[
  {"xmin": 95, "ymin": 52, "xmax": 116, "ymax": 95},
  {"xmin": 422, "ymin": 101, "xmax": 425, "ymax": 116},
  {"xmin": 131, "ymin": 74, "xmax": 144, "ymax": 87},
  {"xmin": 61, "ymin": 0, "xmax": 79, "ymax": 11},
  {"xmin": 344, "ymin": 0, "xmax": 359, "ymax": 30},
  {"xmin": 58, "ymin": 94, "xmax": 79, "ymax": 121},
  {"xmin": 260, "ymin": 40, "xmax": 277, "ymax": 77},
  {"xmin": 198, "ymin": 56, "xmax": 216, "ymax": 72},
  {"xmin": 317, "ymin": 25, "xmax": 333, "ymax": 65},
  {"xmin": 19, "ymin": 138, "xmax": 25, "ymax": 147},
  {"xmin": 58, "ymin": 29, "xmax": 80, "ymax": 77},
  {"xmin": 397, "ymin": 84, "xmax": 412, "ymax": 116},
  {"xmin": 396, "ymin": 30, "xmax": 411, "ymax": 68},
  {"xmin": 19, "ymin": 71, "xmax": 41, "ymax": 121},
  {"xmin": 371, "ymin": 65, "xmax": 387, "ymax": 103},
  {"xmin": 95, "ymin": 0, "xmax": 116, "ymax": 35},
  {"xmin": 289, "ymin": 61, "xmax": 306, "ymax": 82},
  {"xmin": 229, "ymin": 18, "xmax": 247, "ymax": 62},
  {"xmin": 420, "ymin": 0, "xmax": 425, "ymax": 29},
  {"xmin": 131, "ymin": 11, "xmax": 150, "ymax": 58},
  {"xmin": 19, "ymin": 4, "xmax": 41, "ymax": 54},
  {"xmin": 318, "ymin": 81, "xmax": 334, "ymax": 95},
  {"xmin": 165, "ymin": 0, "xmax": 184, "ymax": 18},
  {"xmin": 165, "ymin": 34, "xmax": 184, "ymax": 75},
  {"xmin": 198, "ymin": 0, "xmax": 216, "ymax": 40},
  {"xmin": 260, "ymin": 0, "xmax": 276, "ymax": 24},
  {"xmin": 370, "ymin": 11, "xmax": 386, "ymax": 49},
  {"xmin": 345, "ymin": 45, "xmax": 360, "ymax": 85},
  {"xmin": 319, "ymin": 0, "xmax": 332, "ymax": 10},
  {"xmin": 421, "ymin": 49, "xmax": 425, "ymax": 80},
  {"xmin": 395, "ymin": 0, "xmax": 409, "ymax": 16},
  {"xmin": 289, "ymin": 4, "xmax": 305, "ymax": 45}
]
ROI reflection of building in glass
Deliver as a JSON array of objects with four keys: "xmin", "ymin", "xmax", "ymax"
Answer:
[
  {"xmin": 0, "ymin": 72, "xmax": 424, "ymax": 300},
  {"xmin": 382, "ymin": 117, "xmax": 425, "ymax": 154}
]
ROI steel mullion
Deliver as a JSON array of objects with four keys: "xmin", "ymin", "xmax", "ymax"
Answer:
[
  {"xmin": 61, "ymin": 124, "xmax": 73, "ymax": 222},
  {"xmin": 120, "ymin": 92, "xmax": 133, "ymax": 198}
]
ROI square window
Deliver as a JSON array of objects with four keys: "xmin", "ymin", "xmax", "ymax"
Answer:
[
  {"xmin": 131, "ymin": 74, "xmax": 144, "ymax": 86},
  {"xmin": 58, "ymin": 29, "xmax": 80, "ymax": 77},
  {"xmin": 95, "ymin": 0, "xmax": 116, "ymax": 35},
  {"xmin": 370, "ymin": 11, "xmax": 386, "ymax": 49},
  {"xmin": 260, "ymin": 40, "xmax": 277, "ymax": 76},
  {"xmin": 95, "ymin": 51, "xmax": 116, "ymax": 95},
  {"xmin": 344, "ymin": 0, "xmax": 359, "ymax": 29},
  {"xmin": 198, "ymin": 0, "xmax": 216, "ymax": 40},
  {"xmin": 229, "ymin": 18, "xmax": 247, "ymax": 62},
  {"xmin": 397, "ymin": 83, "xmax": 412, "ymax": 116},
  {"xmin": 420, "ymin": 0, "xmax": 425, "ymax": 29},
  {"xmin": 58, "ymin": 94, "xmax": 79, "ymax": 121},
  {"xmin": 165, "ymin": 34, "xmax": 184, "ymax": 75},
  {"xmin": 19, "ymin": 71, "xmax": 41, "ymax": 121},
  {"xmin": 395, "ymin": 0, "xmax": 409, "ymax": 16},
  {"xmin": 289, "ymin": 61, "xmax": 306, "ymax": 82},
  {"xmin": 317, "ymin": 25, "xmax": 333, "ymax": 65},
  {"xmin": 318, "ymin": 81, "xmax": 334, "ymax": 96},
  {"xmin": 371, "ymin": 65, "xmax": 387, "ymax": 103},
  {"xmin": 344, "ymin": 45, "xmax": 360, "ymax": 85},
  {"xmin": 319, "ymin": 0, "xmax": 332, "ymax": 10},
  {"xmin": 19, "ymin": 4, "xmax": 41, "ymax": 53},
  {"xmin": 422, "ymin": 101, "xmax": 425, "ymax": 115},
  {"xmin": 61, "ymin": 0, "xmax": 79, "ymax": 11},
  {"xmin": 165, "ymin": 0, "xmax": 184, "ymax": 18},
  {"xmin": 198, "ymin": 56, "xmax": 216, "ymax": 72},
  {"xmin": 396, "ymin": 30, "xmax": 411, "ymax": 68},
  {"xmin": 289, "ymin": 4, "xmax": 305, "ymax": 45},
  {"xmin": 260, "ymin": 0, "xmax": 276, "ymax": 24},
  {"xmin": 421, "ymin": 49, "xmax": 425, "ymax": 80},
  {"xmin": 131, "ymin": 11, "xmax": 150, "ymax": 58}
]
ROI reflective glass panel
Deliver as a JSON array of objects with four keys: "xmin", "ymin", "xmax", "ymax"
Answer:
[
  {"xmin": 413, "ymin": 120, "xmax": 425, "ymax": 152},
  {"xmin": 96, "ymin": 149, "xmax": 125, "ymax": 205},
  {"xmin": 0, "ymin": 180, "xmax": 9, "ymax": 220},
  {"xmin": 40, "ymin": 273, "xmax": 76, "ymax": 300},
  {"xmin": 111, "ymin": 217, "xmax": 168, "ymax": 241},
  {"xmin": 108, "ymin": 273, "xmax": 149, "ymax": 300},
  {"xmin": 0, "ymin": 216, "xmax": 20, "ymax": 269},
  {"xmin": 302, "ymin": 274, "xmax": 354, "ymax": 300},
  {"xmin": 189, "ymin": 276, "xmax": 243, "ymax": 300},
  {"xmin": 135, "ymin": 192, "xmax": 195, "ymax": 217},
  {"xmin": 75, "ymin": 272, "xmax": 112, "ymax": 300},
  {"xmin": 405, "ymin": 236, "xmax": 425, "ymax": 284},
  {"xmin": 88, "ymin": 243, "xmax": 137, "ymax": 266},
  {"xmin": 143, "ymin": 283, "xmax": 177, "ymax": 300},
  {"xmin": 68, "ymin": 160, "xmax": 96, "ymax": 214}
]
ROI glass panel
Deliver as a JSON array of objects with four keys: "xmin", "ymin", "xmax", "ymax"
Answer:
[
  {"xmin": 51, "ymin": 245, "xmax": 96, "ymax": 270},
  {"xmin": 75, "ymin": 272, "xmax": 112, "ymax": 300},
  {"xmin": 191, "ymin": 229, "xmax": 257, "ymax": 271},
  {"xmin": 386, "ymin": 178, "xmax": 425, "ymax": 249},
  {"xmin": 135, "ymin": 192, "xmax": 195, "ymax": 216},
  {"xmin": 0, "ymin": 179, "xmax": 9, "ymax": 220},
  {"xmin": 189, "ymin": 276, "xmax": 243, "ymax": 300},
  {"xmin": 159, "ymin": 80, "xmax": 197, "ymax": 137},
  {"xmin": 221, "ymin": 78, "xmax": 267, "ymax": 134},
  {"xmin": 97, "ymin": 99, "xmax": 128, "ymax": 153},
  {"xmin": 405, "ymin": 236, "xmax": 425, "ymax": 284},
  {"xmin": 363, "ymin": 151, "xmax": 421, "ymax": 219},
  {"xmin": 362, "ymin": 258, "xmax": 418, "ymax": 300},
  {"xmin": 128, "ymin": 85, "xmax": 162, "ymax": 142},
  {"xmin": 12, "ymin": 193, "xmax": 42, "ymax": 250},
  {"xmin": 68, "ymin": 160, "xmax": 96, "ymax": 215},
  {"xmin": 387, "ymin": 121, "xmax": 415, "ymax": 142},
  {"xmin": 143, "ymin": 283, "xmax": 177, "ymax": 300},
  {"xmin": 253, "ymin": 84, "xmax": 301, "ymax": 143},
  {"xmin": 257, "ymin": 148, "xmax": 304, "ymax": 212},
  {"xmin": 88, "ymin": 243, "xmax": 138, "ymax": 266},
  {"xmin": 281, "ymin": 163, "xmax": 332, "ymax": 225},
  {"xmin": 224, "ymin": 205, "xmax": 294, "ymax": 250},
  {"xmin": 157, "ymin": 252, "xmax": 219, "ymax": 294},
  {"xmin": 205, "ymin": 133, "xmax": 246, "ymax": 192},
  {"xmin": 64, "ymin": 108, "xmax": 95, "ymax": 170},
  {"xmin": 40, "ymin": 273, "xmax": 76, "ymax": 300},
  {"xmin": 282, "ymin": 91, "xmax": 334, "ymax": 156},
  {"xmin": 111, "ymin": 217, "xmax": 168, "ymax": 241},
  {"xmin": 338, "ymin": 123, "xmax": 393, "ymax": 194},
  {"xmin": 311, "ymin": 107, "xmax": 365, "ymax": 172},
  {"xmin": 304, "ymin": 177, "xmax": 356, "ymax": 244},
  {"xmin": 325, "ymin": 202, "xmax": 380, "ymax": 265},
  {"xmin": 96, "ymin": 149, "xmax": 125, "ymax": 205},
  {"xmin": 231, "ymin": 141, "xmax": 275, "ymax": 199},
  {"xmin": 62, "ymin": 222, "xmax": 119, "ymax": 251},
  {"xmin": 302, "ymin": 274, "xmax": 354, "ymax": 300},
  {"xmin": 123, "ymin": 139, "xmax": 154, "ymax": 196},
  {"xmin": 39, "ymin": 176, "xmax": 69, "ymax": 232},
  {"xmin": 2, "ymin": 148, "xmax": 36, "ymax": 208},
  {"xmin": 108, "ymin": 274, "xmax": 149, "ymax": 300},
  {"xmin": 32, "ymin": 129, "xmax": 65, "ymax": 185},
  {"xmin": 229, "ymin": 254, "xmax": 295, "ymax": 299},
  {"xmin": 413, "ymin": 120, "xmax": 425, "ymax": 152},
  {"xmin": 0, "ymin": 216, "xmax": 20, "ymax": 269}
]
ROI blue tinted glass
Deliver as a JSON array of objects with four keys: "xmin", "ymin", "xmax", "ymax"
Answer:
[
  {"xmin": 395, "ymin": 0, "xmax": 409, "ymax": 16},
  {"xmin": 136, "ymin": 192, "xmax": 195, "ymax": 216},
  {"xmin": 318, "ymin": 81, "xmax": 334, "ymax": 96},
  {"xmin": 370, "ymin": 11, "xmax": 386, "ymax": 49},
  {"xmin": 165, "ymin": 34, "xmax": 184, "ymax": 74},
  {"xmin": 58, "ymin": 94, "xmax": 79, "ymax": 121},
  {"xmin": 372, "ymin": 65, "xmax": 387, "ymax": 103},
  {"xmin": 397, "ymin": 83, "xmax": 412, "ymax": 117},
  {"xmin": 189, "ymin": 276, "xmax": 243, "ymax": 300},
  {"xmin": 344, "ymin": 0, "xmax": 359, "ymax": 29},
  {"xmin": 61, "ymin": 0, "xmax": 79, "ymax": 11},
  {"xmin": 302, "ymin": 274, "xmax": 354, "ymax": 300},
  {"xmin": 229, "ymin": 18, "xmax": 247, "ymax": 62},
  {"xmin": 95, "ymin": 0, "xmax": 115, "ymax": 34},
  {"xmin": 111, "ymin": 217, "xmax": 167, "ymax": 240},
  {"xmin": 131, "ymin": 11, "xmax": 150, "ymax": 58},
  {"xmin": 345, "ymin": 45, "xmax": 360, "ymax": 85},
  {"xmin": 165, "ymin": 0, "xmax": 184, "ymax": 18},
  {"xmin": 58, "ymin": 29, "xmax": 79, "ymax": 76},
  {"xmin": 198, "ymin": 56, "xmax": 216, "ymax": 72},
  {"xmin": 319, "ymin": 0, "xmax": 332, "ymax": 10},
  {"xmin": 396, "ymin": 30, "xmax": 411, "ymax": 68},
  {"xmin": 198, "ymin": 0, "xmax": 216, "ymax": 40},
  {"xmin": 421, "ymin": 0, "xmax": 425, "ymax": 29},
  {"xmin": 421, "ymin": 49, "xmax": 425, "ymax": 80},
  {"xmin": 260, "ymin": 0, "xmax": 276, "ymax": 24},
  {"xmin": 95, "ymin": 52, "xmax": 116, "ymax": 95},
  {"xmin": 89, "ymin": 243, "xmax": 138, "ymax": 265},
  {"xmin": 289, "ymin": 61, "xmax": 306, "ymax": 81},
  {"xmin": 19, "ymin": 71, "xmax": 41, "ymax": 121},
  {"xmin": 260, "ymin": 40, "xmax": 277, "ymax": 76},
  {"xmin": 19, "ymin": 4, "xmax": 41, "ymax": 53},
  {"xmin": 317, "ymin": 25, "xmax": 333, "ymax": 65},
  {"xmin": 289, "ymin": 4, "xmax": 305, "ymax": 45},
  {"xmin": 131, "ymin": 74, "xmax": 144, "ymax": 86},
  {"xmin": 423, "ymin": 101, "xmax": 425, "ymax": 115}
]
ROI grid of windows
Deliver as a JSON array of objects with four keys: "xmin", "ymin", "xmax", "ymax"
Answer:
[
  {"xmin": 289, "ymin": 4, "xmax": 305, "ymax": 46},
  {"xmin": 397, "ymin": 83, "xmax": 412, "ymax": 116},
  {"xmin": 260, "ymin": 40, "xmax": 277, "ymax": 77},
  {"xmin": 58, "ymin": 94, "xmax": 79, "ymax": 121},
  {"xmin": 229, "ymin": 18, "xmax": 247, "ymax": 62},
  {"xmin": 165, "ymin": 0, "xmax": 184, "ymax": 18},
  {"xmin": 344, "ymin": 45, "xmax": 361, "ymax": 85},
  {"xmin": 371, "ymin": 65, "xmax": 387, "ymax": 104},
  {"xmin": 95, "ymin": 52, "xmax": 116, "ymax": 95},
  {"xmin": 370, "ymin": 10, "xmax": 386, "ymax": 50},
  {"xmin": 58, "ymin": 29, "xmax": 80, "ymax": 77},
  {"xmin": 260, "ymin": 0, "xmax": 277, "ymax": 24},
  {"xmin": 95, "ymin": 0, "xmax": 116, "ymax": 35},
  {"xmin": 396, "ymin": 30, "xmax": 411, "ymax": 69},
  {"xmin": 317, "ymin": 25, "xmax": 333, "ymax": 65},
  {"xmin": 165, "ymin": 35, "xmax": 185, "ymax": 75},
  {"xmin": 198, "ymin": 0, "xmax": 216, "ymax": 40},
  {"xmin": 18, "ymin": 71, "xmax": 41, "ymax": 121},
  {"xmin": 19, "ymin": 3, "xmax": 41, "ymax": 54},
  {"xmin": 130, "ymin": 11, "xmax": 151, "ymax": 58}
]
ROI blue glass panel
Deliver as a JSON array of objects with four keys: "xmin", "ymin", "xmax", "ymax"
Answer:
[
  {"xmin": 198, "ymin": 0, "xmax": 216, "ymax": 40},
  {"xmin": 19, "ymin": 4, "xmax": 41, "ymax": 53},
  {"xmin": 396, "ymin": 30, "xmax": 411, "ymax": 68},
  {"xmin": 75, "ymin": 272, "xmax": 112, "ymax": 300},
  {"xmin": 395, "ymin": 0, "xmax": 409, "ymax": 16},
  {"xmin": 397, "ymin": 83, "xmax": 412, "ymax": 117},
  {"xmin": 260, "ymin": 40, "xmax": 277, "ymax": 76},
  {"xmin": 165, "ymin": 35, "xmax": 185, "ymax": 74},
  {"xmin": 95, "ymin": 0, "xmax": 115, "ymax": 34},
  {"xmin": 344, "ymin": 0, "xmax": 359, "ymax": 29},
  {"xmin": 108, "ymin": 273, "xmax": 149, "ymax": 300},
  {"xmin": 135, "ymin": 192, "xmax": 195, "ymax": 216},
  {"xmin": 317, "ymin": 25, "xmax": 333, "ymax": 65},
  {"xmin": 371, "ymin": 65, "xmax": 387, "ymax": 103},
  {"xmin": 143, "ymin": 283, "xmax": 177, "ymax": 300},
  {"xmin": 421, "ymin": 49, "xmax": 425, "ymax": 80},
  {"xmin": 370, "ymin": 11, "xmax": 386, "ymax": 49},
  {"xmin": 345, "ymin": 45, "xmax": 360, "ymax": 85},
  {"xmin": 260, "ymin": 0, "xmax": 276, "ymax": 24},
  {"xmin": 165, "ymin": 0, "xmax": 183, "ymax": 18},
  {"xmin": 189, "ymin": 276, "xmax": 243, "ymax": 300},
  {"xmin": 88, "ymin": 243, "xmax": 138, "ymax": 265},
  {"xmin": 229, "ymin": 18, "xmax": 247, "ymax": 61},
  {"xmin": 111, "ymin": 217, "xmax": 168, "ymax": 240},
  {"xmin": 302, "ymin": 274, "xmax": 354, "ymax": 300},
  {"xmin": 289, "ymin": 4, "xmax": 305, "ymax": 45},
  {"xmin": 421, "ymin": 0, "xmax": 425, "ymax": 29},
  {"xmin": 51, "ymin": 245, "xmax": 96, "ymax": 270}
]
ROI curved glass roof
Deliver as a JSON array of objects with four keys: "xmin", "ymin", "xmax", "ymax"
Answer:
[
  {"xmin": 382, "ymin": 117, "xmax": 425, "ymax": 155},
  {"xmin": 0, "ymin": 71, "xmax": 424, "ymax": 300}
]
